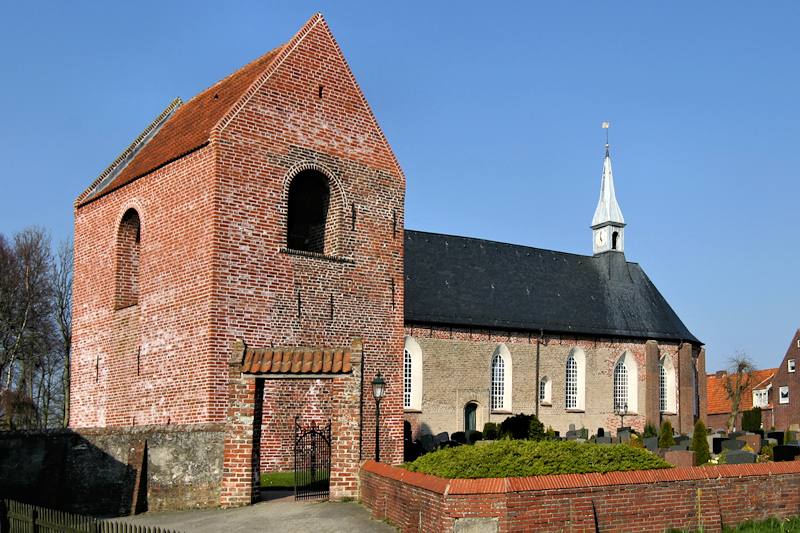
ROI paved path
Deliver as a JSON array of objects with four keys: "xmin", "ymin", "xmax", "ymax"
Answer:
[{"xmin": 108, "ymin": 492, "xmax": 397, "ymax": 533}]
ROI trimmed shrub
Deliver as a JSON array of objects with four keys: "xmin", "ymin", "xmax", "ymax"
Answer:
[
  {"xmin": 468, "ymin": 430, "xmax": 483, "ymax": 444},
  {"xmin": 497, "ymin": 413, "xmax": 547, "ymax": 441},
  {"xmin": 403, "ymin": 439, "xmax": 673, "ymax": 479},
  {"xmin": 628, "ymin": 434, "xmax": 645, "ymax": 449},
  {"xmin": 786, "ymin": 428, "xmax": 794, "ymax": 445},
  {"xmin": 483, "ymin": 422, "xmax": 498, "ymax": 440},
  {"xmin": 741, "ymin": 407, "xmax": 762, "ymax": 433},
  {"xmin": 643, "ymin": 420, "xmax": 658, "ymax": 438},
  {"xmin": 452, "ymin": 431, "xmax": 467, "ymax": 444},
  {"xmin": 659, "ymin": 420, "xmax": 676, "ymax": 449},
  {"xmin": 690, "ymin": 419, "xmax": 710, "ymax": 465},
  {"xmin": 546, "ymin": 426, "xmax": 556, "ymax": 438}
]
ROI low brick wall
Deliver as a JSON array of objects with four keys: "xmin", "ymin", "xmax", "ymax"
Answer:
[{"xmin": 360, "ymin": 461, "xmax": 800, "ymax": 533}]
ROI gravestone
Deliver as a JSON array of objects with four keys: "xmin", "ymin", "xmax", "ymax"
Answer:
[
  {"xmin": 617, "ymin": 431, "xmax": 631, "ymax": 443},
  {"xmin": 721, "ymin": 439, "xmax": 746, "ymax": 452},
  {"xmin": 669, "ymin": 444, "xmax": 690, "ymax": 452},
  {"xmin": 773, "ymin": 445, "xmax": 800, "ymax": 462},
  {"xmin": 569, "ymin": 424, "xmax": 576, "ymax": 432},
  {"xmin": 761, "ymin": 439, "xmax": 771, "ymax": 450},
  {"xmin": 664, "ymin": 450, "xmax": 695, "ymax": 468},
  {"xmin": 595, "ymin": 436, "xmax": 613, "ymax": 445},
  {"xmin": 643, "ymin": 437, "xmax": 659, "ymax": 451},
  {"xmin": 420, "ymin": 433, "xmax": 438, "ymax": 453},
  {"xmin": 597, "ymin": 428, "xmax": 605, "ymax": 438},
  {"xmin": 566, "ymin": 430, "xmax": 582, "ymax": 439},
  {"xmin": 729, "ymin": 431, "xmax": 745, "ymax": 439},
  {"xmin": 726, "ymin": 450, "xmax": 757, "ymax": 464},
  {"xmin": 737, "ymin": 434, "xmax": 761, "ymax": 453},
  {"xmin": 674, "ymin": 435, "xmax": 691, "ymax": 446},
  {"xmin": 767, "ymin": 432, "xmax": 784, "ymax": 446},
  {"xmin": 712, "ymin": 437, "xmax": 730, "ymax": 454},
  {"xmin": 436, "ymin": 432, "xmax": 450, "ymax": 444},
  {"xmin": 611, "ymin": 436, "xmax": 621, "ymax": 444}
]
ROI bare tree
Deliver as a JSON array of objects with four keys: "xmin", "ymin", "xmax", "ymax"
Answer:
[
  {"xmin": 721, "ymin": 352, "xmax": 757, "ymax": 433},
  {"xmin": 53, "ymin": 238, "xmax": 73, "ymax": 427}
]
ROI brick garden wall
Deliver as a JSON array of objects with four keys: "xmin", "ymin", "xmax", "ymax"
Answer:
[{"xmin": 361, "ymin": 461, "xmax": 800, "ymax": 533}]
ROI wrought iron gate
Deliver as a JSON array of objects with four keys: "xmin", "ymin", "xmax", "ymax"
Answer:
[{"xmin": 294, "ymin": 417, "xmax": 331, "ymax": 500}]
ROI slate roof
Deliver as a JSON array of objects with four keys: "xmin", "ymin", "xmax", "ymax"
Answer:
[
  {"xmin": 404, "ymin": 230, "xmax": 701, "ymax": 344},
  {"xmin": 706, "ymin": 369, "xmax": 776, "ymax": 414}
]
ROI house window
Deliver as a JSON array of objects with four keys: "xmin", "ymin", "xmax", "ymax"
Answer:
[
  {"xmin": 287, "ymin": 170, "xmax": 330, "ymax": 254},
  {"xmin": 539, "ymin": 376, "xmax": 551, "ymax": 405},
  {"xmin": 115, "ymin": 208, "xmax": 141, "ymax": 309},
  {"xmin": 614, "ymin": 361, "xmax": 628, "ymax": 411},
  {"xmin": 659, "ymin": 364, "xmax": 667, "ymax": 412},
  {"xmin": 566, "ymin": 356, "xmax": 578, "ymax": 409},
  {"xmin": 780, "ymin": 386, "xmax": 789, "ymax": 404},
  {"xmin": 753, "ymin": 389, "xmax": 769, "ymax": 408},
  {"xmin": 403, "ymin": 336, "xmax": 423, "ymax": 411},
  {"xmin": 789, "ymin": 359, "xmax": 796, "ymax": 373},
  {"xmin": 491, "ymin": 354, "xmax": 505, "ymax": 411}
]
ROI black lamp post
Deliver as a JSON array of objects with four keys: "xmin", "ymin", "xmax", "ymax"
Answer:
[
  {"xmin": 615, "ymin": 402, "xmax": 629, "ymax": 429},
  {"xmin": 371, "ymin": 371, "xmax": 386, "ymax": 462}
]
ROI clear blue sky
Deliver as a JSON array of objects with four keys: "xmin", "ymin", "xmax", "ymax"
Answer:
[{"xmin": 2, "ymin": 2, "xmax": 798, "ymax": 373}]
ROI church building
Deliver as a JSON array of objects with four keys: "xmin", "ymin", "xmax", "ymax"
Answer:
[
  {"xmin": 69, "ymin": 13, "xmax": 704, "ymax": 511},
  {"xmin": 403, "ymin": 145, "xmax": 705, "ymax": 441}
]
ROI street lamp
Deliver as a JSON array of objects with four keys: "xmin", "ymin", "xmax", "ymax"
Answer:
[
  {"xmin": 372, "ymin": 371, "xmax": 386, "ymax": 462},
  {"xmin": 615, "ymin": 402, "xmax": 629, "ymax": 429}
]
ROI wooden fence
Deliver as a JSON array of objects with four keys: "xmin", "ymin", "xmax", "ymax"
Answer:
[{"xmin": 2, "ymin": 499, "xmax": 183, "ymax": 533}]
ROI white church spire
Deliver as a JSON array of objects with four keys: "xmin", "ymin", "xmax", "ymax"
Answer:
[{"xmin": 592, "ymin": 124, "xmax": 626, "ymax": 255}]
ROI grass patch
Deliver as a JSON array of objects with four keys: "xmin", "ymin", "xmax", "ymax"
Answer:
[
  {"xmin": 403, "ymin": 439, "xmax": 672, "ymax": 479},
  {"xmin": 260, "ymin": 470, "xmax": 330, "ymax": 491},
  {"xmin": 666, "ymin": 516, "xmax": 800, "ymax": 532}
]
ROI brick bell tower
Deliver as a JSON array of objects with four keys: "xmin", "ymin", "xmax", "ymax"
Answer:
[{"xmin": 72, "ymin": 13, "xmax": 404, "ymax": 507}]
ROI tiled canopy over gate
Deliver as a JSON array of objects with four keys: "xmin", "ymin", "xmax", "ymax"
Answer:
[{"xmin": 240, "ymin": 346, "xmax": 353, "ymax": 375}]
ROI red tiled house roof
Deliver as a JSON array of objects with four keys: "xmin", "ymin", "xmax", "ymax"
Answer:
[{"xmin": 706, "ymin": 368, "xmax": 776, "ymax": 414}]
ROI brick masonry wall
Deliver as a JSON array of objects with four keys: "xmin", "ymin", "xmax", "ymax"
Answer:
[
  {"xmin": 361, "ymin": 461, "xmax": 800, "ymax": 533},
  {"xmin": 404, "ymin": 325, "xmax": 704, "ymax": 440},
  {"xmin": 72, "ymin": 14, "xmax": 405, "ymax": 508},
  {"xmin": 773, "ymin": 330, "xmax": 800, "ymax": 431}
]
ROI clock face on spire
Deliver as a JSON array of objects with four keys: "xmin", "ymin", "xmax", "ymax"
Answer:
[{"xmin": 595, "ymin": 228, "xmax": 607, "ymax": 247}]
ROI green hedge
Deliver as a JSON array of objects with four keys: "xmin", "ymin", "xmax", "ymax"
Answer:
[{"xmin": 403, "ymin": 439, "xmax": 673, "ymax": 479}]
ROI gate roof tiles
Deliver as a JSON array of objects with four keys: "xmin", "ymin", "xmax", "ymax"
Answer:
[{"xmin": 240, "ymin": 346, "xmax": 352, "ymax": 375}]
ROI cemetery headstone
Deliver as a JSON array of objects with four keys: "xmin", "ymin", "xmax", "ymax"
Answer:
[
  {"xmin": 643, "ymin": 437, "xmax": 659, "ymax": 451},
  {"xmin": 767, "ymin": 432, "xmax": 784, "ymax": 446},
  {"xmin": 721, "ymin": 439, "xmax": 746, "ymax": 452},
  {"xmin": 596, "ymin": 436, "xmax": 613, "ymax": 445},
  {"xmin": 773, "ymin": 445, "xmax": 800, "ymax": 462},
  {"xmin": 726, "ymin": 450, "xmax": 757, "ymax": 464},
  {"xmin": 597, "ymin": 428, "xmax": 605, "ymax": 438},
  {"xmin": 712, "ymin": 437, "xmax": 730, "ymax": 454}
]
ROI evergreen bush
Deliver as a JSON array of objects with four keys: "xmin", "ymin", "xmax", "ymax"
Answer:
[
  {"xmin": 643, "ymin": 420, "xmax": 658, "ymax": 439},
  {"xmin": 403, "ymin": 439, "xmax": 673, "ymax": 479},
  {"xmin": 690, "ymin": 419, "xmax": 710, "ymax": 465},
  {"xmin": 659, "ymin": 420, "xmax": 676, "ymax": 449},
  {"xmin": 741, "ymin": 407, "xmax": 762, "ymax": 433},
  {"xmin": 483, "ymin": 422, "xmax": 498, "ymax": 440},
  {"xmin": 785, "ymin": 428, "xmax": 794, "ymax": 444},
  {"xmin": 498, "ymin": 413, "xmax": 547, "ymax": 441}
]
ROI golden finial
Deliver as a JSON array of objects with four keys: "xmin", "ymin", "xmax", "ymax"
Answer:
[{"xmin": 602, "ymin": 122, "xmax": 610, "ymax": 147}]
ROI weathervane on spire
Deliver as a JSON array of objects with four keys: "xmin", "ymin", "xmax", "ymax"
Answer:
[{"xmin": 602, "ymin": 122, "xmax": 610, "ymax": 147}]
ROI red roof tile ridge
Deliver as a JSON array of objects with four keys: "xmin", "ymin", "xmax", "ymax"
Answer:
[{"xmin": 213, "ymin": 13, "xmax": 324, "ymax": 140}]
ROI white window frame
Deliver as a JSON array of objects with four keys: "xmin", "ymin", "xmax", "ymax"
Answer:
[
  {"xmin": 565, "ymin": 348, "xmax": 585, "ymax": 411},
  {"xmin": 490, "ymin": 344, "xmax": 512, "ymax": 412},
  {"xmin": 658, "ymin": 356, "xmax": 677, "ymax": 413},
  {"xmin": 789, "ymin": 359, "xmax": 796, "ymax": 373},
  {"xmin": 780, "ymin": 386, "xmax": 789, "ymax": 404},
  {"xmin": 753, "ymin": 389, "xmax": 769, "ymax": 408},
  {"xmin": 403, "ymin": 336, "xmax": 423, "ymax": 411},
  {"xmin": 539, "ymin": 376, "xmax": 551, "ymax": 405},
  {"xmin": 612, "ymin": 351, "xmax": 638, "ymax": 414}
]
